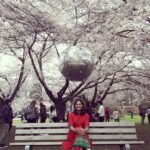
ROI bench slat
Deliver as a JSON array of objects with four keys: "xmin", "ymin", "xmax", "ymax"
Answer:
[
  {"xmin": 10, "ymin": 140, "xmax": 144, "ymax": 146},
  {"xmin": 15, "ymin": 122, "xmax": 135, "ymax": 128},
  {"xmin": 15, "ymin": 128, "xmax": 136, "ymax": 134},
  {"xmin": 15, "ymin": 134, "xmax": 137, "ymax": 141}
]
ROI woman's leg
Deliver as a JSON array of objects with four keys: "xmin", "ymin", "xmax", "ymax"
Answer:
[
  {"xmin": 62, "ymin": 141, "xmax": 72, "ymax": 150},
  {"xmin": 75, "ymin": 147, "xmax": 81, "ymax": 150}
]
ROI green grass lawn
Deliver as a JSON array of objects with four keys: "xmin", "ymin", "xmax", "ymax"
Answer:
[
  {"xmin": 13, "ymin": 119, "xmax": 22, "ymax": 125},
  {"xmin": 121, "ymin": 114, "xmax": 148, "ymax": 123}
]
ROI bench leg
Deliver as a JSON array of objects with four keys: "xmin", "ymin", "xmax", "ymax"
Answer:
[
  {"xmin": 120, "ymin": 144, "xmax": 130, "ymax": 150},
  {"xmin": 25, "ymin": 145, "xmax": 31, "ymax": 150}
]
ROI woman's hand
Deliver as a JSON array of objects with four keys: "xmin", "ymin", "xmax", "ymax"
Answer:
[
  {"xmin": 70, "ymin": 126, "xmax": 87, "ymax": 135},
  {"xmin": 76, "ymin": 128, "xmax": 86, "ymax": 135}
]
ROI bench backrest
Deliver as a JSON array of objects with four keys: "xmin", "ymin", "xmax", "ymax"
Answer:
[{"xmin": 13, "ymin": 122, "xmax": 138, "ymax": 144}]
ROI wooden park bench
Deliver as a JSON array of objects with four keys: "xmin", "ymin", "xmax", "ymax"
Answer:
[{"xmin": 10, "ymin": 122, "xmax": 144, "ymax": 150}]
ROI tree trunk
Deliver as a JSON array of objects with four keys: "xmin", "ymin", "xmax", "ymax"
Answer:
[{"xmin": 55, "ymin": 102, "xmax": 66, "ymax": 121}]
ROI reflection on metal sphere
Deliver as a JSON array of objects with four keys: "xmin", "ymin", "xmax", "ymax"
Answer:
[{"xmin": 59, "ymin": 46, "xmax": 94, "ymax": 81}]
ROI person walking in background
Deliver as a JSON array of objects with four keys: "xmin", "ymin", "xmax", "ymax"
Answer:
[
  {"xmin": 91, "ymin": 107, "xmax": 99, "ymax": 122},
  {"xmin": 98, "ymin": 102, "xmax": 105, "ymax": 122},
  {"xmin": 65, "ymin": 105, "xmax": 73, "ymax": 122},
  {"xmin": 49, "ymin": 105, "xmax": 58, "ymax": 122},
  {"xmin": 113, "ymin": 109, "xmax": 119, "ymax": 122},
  {"xmin": 39, "ymin": 101, "xmax": 47, "ymax": 123},
  {"xmin": 129, "ymin": 110, "xmax": 134, "ymax": 119},
  {"xmin": 24, "ymin": 100, "xmax": 38, "ymax": 123},
  {"xmin": 0, "ymin": 100, "xmax": 13, "ymax": 148},
  {"xmin": 105, "ymin": 107, "xmax": 110, "ymax": 122},
  {"xmin": 139, "ymin": 108, "xmax": 146, "ymax": 125},
  {"xmin": 147, "ymin": 107, "xmax": 150, "ymax": 124},
  {"xmin": 62, "ymin": 98, "xmax": 92, "ymax": 150}
]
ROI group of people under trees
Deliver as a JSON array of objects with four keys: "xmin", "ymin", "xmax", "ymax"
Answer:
[
  {"xmin": 22, "ymin": 100, "xmax": 59, "ymax": 123},
  {"xmin": 87, "ymin": 101, "xmax": 120, "ymax": 123},
  {"xmin": 19, "ymin": 98, "xmax": 150, "ymax": 126},
  {"xmin": 21, "ymin": 99, "xmax": 120, "ymax": 124}
]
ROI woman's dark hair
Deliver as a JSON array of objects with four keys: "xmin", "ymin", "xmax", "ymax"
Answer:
[{"xmin": 73, "ymin": 99, "xmax": 86, "ymax": 116}]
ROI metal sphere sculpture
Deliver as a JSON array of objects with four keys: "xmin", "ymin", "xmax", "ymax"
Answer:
[{"xmin": 59, "ymin": 46, "xmax": 94, "ymax": 81}]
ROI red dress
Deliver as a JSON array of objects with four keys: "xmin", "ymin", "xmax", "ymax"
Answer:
[{"xmin": 62, "ymin": 112, "xmax": 92, "ymax": 150}]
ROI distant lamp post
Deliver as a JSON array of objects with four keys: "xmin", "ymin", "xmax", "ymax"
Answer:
[{"xmin": 59, "ymin": 46, "xmax": 94, "ymax": 81}]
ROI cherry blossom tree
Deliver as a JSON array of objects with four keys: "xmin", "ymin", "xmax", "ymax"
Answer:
[{"xmin": 0, "ymin": 0, "xmax": 150, "ymax": 120}]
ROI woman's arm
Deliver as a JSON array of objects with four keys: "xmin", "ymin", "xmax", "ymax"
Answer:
[
  {"xmin": 68, "ymin": 113, "xmax": 78, "ymax": 133},
  {"xmin": 84, "ymin": 126, "xmax": 89, "ymax": 133},
  {"xmin": 70, "ymin": 126, "xmax": 77, "ymax": 133},
  {"xmin": 73, "ymin": 113, "xmax": 90, "ymax": 135}
]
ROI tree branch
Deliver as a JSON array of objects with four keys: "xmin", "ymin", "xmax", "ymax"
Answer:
[{"xmin": 57, "ymin": 79, "xmax": 69, "ymax": 99}]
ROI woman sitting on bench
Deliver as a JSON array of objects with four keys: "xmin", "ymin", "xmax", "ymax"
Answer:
[{"xmin": 62, "ymin": 98, "xmax": 92, "ymax": 150}]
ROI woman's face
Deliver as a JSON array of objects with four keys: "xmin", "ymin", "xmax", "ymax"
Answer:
[{"xmin": 75, "ymin": 100, "xmax": 83, "ymax": 111}]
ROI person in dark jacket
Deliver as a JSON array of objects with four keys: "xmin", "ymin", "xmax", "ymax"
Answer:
[
  {"xmin": 24, "ymin": 100, "xmax": 38, "ymax": 123},
  {"xmin": 39, "ymin": 101, "xmax": 47, "ymax": 123},
  {"xmin": 0, "ymin": 100, "xmax": 13, "ymax": 148},
  {"xmin": 139, "ymin": 108, "xmax": 146, "ymax": 125}
]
